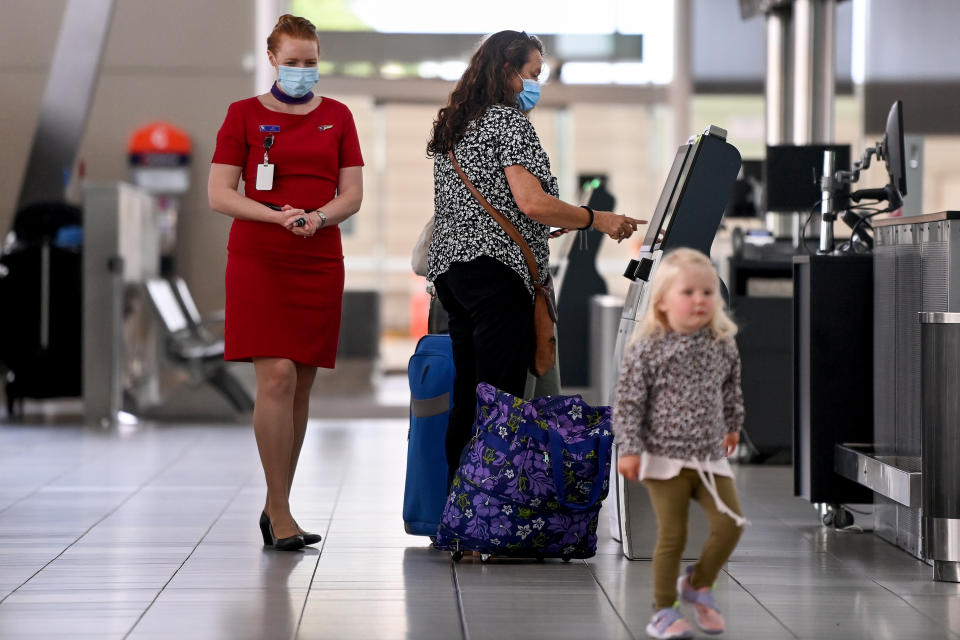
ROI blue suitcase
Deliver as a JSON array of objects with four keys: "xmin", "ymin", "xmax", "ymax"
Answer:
[{"xmin": 403, "ymin": 334, "xmax": 455, "ymax": 536}]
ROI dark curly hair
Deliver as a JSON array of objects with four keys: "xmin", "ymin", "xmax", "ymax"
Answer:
[{"xmin": 426, "ymin": 31, "xmax": 543, "ymax": 157}]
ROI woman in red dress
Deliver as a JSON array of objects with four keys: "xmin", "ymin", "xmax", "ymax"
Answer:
[{"xmin": 208, "ymin": 14, "xmax": 363, "ymax": 551}]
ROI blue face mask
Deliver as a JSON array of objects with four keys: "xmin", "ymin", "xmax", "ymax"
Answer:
[
  {"xmin": 515, "ymin": 76, "xmax": 541, "ymax": 111},
  {"xmin": 277, "ymin": 65, "xmax": 319, "ymax": 98}
]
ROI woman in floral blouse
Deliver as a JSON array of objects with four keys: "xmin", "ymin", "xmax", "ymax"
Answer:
[{"xmin": 425, "ymin": 30, "xmax": 644, "ymax": 483}]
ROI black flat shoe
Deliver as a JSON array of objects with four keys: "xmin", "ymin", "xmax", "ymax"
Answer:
[{"xmin": 261, "ymin": 512, "xmax": 304, "ymax": 551}]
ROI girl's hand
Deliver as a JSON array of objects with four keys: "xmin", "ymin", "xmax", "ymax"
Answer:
[
  {"xmin": 592, "ymin": 210, "xmax": 646, "ymax": 243},
  {"xmin": 724, "ymin": 432, "xmax": 740, "ymax": 457},
  {"xmin": 617, "ymin": 454, "xmax": 641, "ymax": 480},
  {"xmin": 549, "ymin": 227, "xmax": 572, "ymax": 239}
]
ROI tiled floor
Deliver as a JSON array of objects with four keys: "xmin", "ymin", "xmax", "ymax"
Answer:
[{"xmin": 1, "ymin": 408, "xmax": 959, "ymax": 639}]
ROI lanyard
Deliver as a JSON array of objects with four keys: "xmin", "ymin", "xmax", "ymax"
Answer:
[{"xmin": 262, "ymin": 135, "xmax": 274, "ymax": 164}]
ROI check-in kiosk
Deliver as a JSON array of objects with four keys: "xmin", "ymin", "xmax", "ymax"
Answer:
[{"xmin": 607, "ymin": 125, "xmax": 741, "ymax": 558}]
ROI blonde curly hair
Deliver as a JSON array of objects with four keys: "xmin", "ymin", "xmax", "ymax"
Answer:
[{"xmin": 636, "ymin": 248, "xmax": 737, "ymax": 341}]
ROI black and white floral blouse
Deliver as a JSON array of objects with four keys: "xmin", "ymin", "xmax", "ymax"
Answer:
[{"xmin": 427, "ymin": 103, "xmax": 558, "ymax": 297}]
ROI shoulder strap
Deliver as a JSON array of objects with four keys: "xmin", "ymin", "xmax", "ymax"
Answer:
[{"xmin": 448, "ymin": 150, "xmax": 540, "ymax": 284}]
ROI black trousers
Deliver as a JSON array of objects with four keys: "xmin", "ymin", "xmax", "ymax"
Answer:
[{"xmin": 433, "ymin": 257, "xmax": 535, "ymax": 482}]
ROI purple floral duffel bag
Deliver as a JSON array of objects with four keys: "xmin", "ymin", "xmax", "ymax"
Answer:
[{"xmin": 434, "ymin": 383, "xmax": 614, "ymax": 562}]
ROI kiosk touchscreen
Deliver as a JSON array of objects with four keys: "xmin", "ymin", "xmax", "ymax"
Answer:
[
  {"xmin": 612, "ymin": 125, "xmax": 741, "ymax": 393},
  {"xmin": 607, "ymin": 125, "xmax": 742, "ymax": 558}
]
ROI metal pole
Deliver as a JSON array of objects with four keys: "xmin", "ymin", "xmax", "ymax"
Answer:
[
  {"xmin": 812, "ymin": 0, "xmax": 837, "ymax": 143},
  {"xmin": 16, "ymin": 0, "xmax": 116, "ymax": 211},
  {"xmin": 819, "ymin": 150, "xmax": 836, "ymax": 253},
  {"xmin": 792, "ymin": 0, "xmax": 837, "ymax": 247},
  {"xmin": 792, "ymin": 0, "xmax": 815, "ymax": 144},
  {"xmin": 671, "ymin": 0, "xmax": 693, "ymax": 146},
  {"xmin": 793, "ymin": 0, "xmax": 837, "ymax": 143},
  {"xmin": 255, "ymin": 0, "xmax": 286, "ymax": 94},
  {"xmin": 83, "ymin": 184, "xmax": 126, "ymax": 428},
  {"xmin": 765, "ymin": 5, "xmax": 794, "ymax": 239},
  {"xmin": 765, "ymin": 7, "xmax": 792, "ymax": 146}
]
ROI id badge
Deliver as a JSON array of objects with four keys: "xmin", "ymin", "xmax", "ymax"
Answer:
[{"xmin": 256, "ymin": 163, "xmax": 274, "ymax": 190}]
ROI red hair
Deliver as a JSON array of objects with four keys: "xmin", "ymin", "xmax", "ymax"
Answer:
[{"xmin": 267, "ymin": 14, "xmax": 319, "ymax": 55}]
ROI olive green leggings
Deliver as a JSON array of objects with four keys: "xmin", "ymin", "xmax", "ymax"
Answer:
[{"xmin": 644, "ymin": 469, "xmax": 744, "ymax": 609}]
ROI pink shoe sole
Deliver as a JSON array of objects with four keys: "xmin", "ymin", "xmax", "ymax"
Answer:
[
  {"xmin": 646, "ymin": 607, "xmax": 694, "ymax": 639},
  {"xmin": 690, "ymin": 602, "xmax": 725, "ymax": 634},
  {"xmin": 677, "ymin": 569, "xmax": 726, "ymax": 634}
]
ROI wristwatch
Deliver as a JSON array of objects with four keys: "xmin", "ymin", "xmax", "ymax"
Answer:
[{"xmin": 315, "ymin": 210, "xmax": 327, "ymax": 228}]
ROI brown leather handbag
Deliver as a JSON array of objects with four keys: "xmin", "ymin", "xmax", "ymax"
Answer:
[{"xmin": 448, "ymin": 151, "xmax": 557, "ymax": 377}]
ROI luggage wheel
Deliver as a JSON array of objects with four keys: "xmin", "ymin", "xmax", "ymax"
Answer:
[
  {"xmin": 451, "ymin": 550, "xmax": 464, "ymax": 563},
  {"xmin": 561, "ymin": 554, "xmax": 572, "ymax": 563},
  {"xmin": 480, "ymin": 553, "xmax": 491, "ymax": 563},
  {"xmin": 822, "ymin": 504, "xmax": 854, "ymax": 529}
]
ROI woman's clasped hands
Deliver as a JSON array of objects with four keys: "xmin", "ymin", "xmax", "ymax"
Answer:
[{"xmin": 280, "ymin": 204, "xmax": 319, "ymax": 237}]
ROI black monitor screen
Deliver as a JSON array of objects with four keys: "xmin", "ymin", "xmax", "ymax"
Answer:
[
  {"xmin": 884, "ymin": 100, "xmax": 907, "ymax": 198},
  {"xmin": 724, "ymin": 159, "xmax": 763, "ymax": 218},
  {"xmin": 764, "ymin": 144, "xmax": 850, "ymax": 212},
  {"xmin": 641, "ymin": 144, "xmax": 692, "ymax": 249}
]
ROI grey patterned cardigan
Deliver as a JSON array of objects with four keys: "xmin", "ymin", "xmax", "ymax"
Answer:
[{"xmin": 612, "ymin": 327, "xmax": 744, "ymax": 461}]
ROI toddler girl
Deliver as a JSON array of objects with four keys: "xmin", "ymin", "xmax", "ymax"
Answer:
[{"xmin": 613, "ymin": 248, "xmax": 747, "ymax": 639}]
